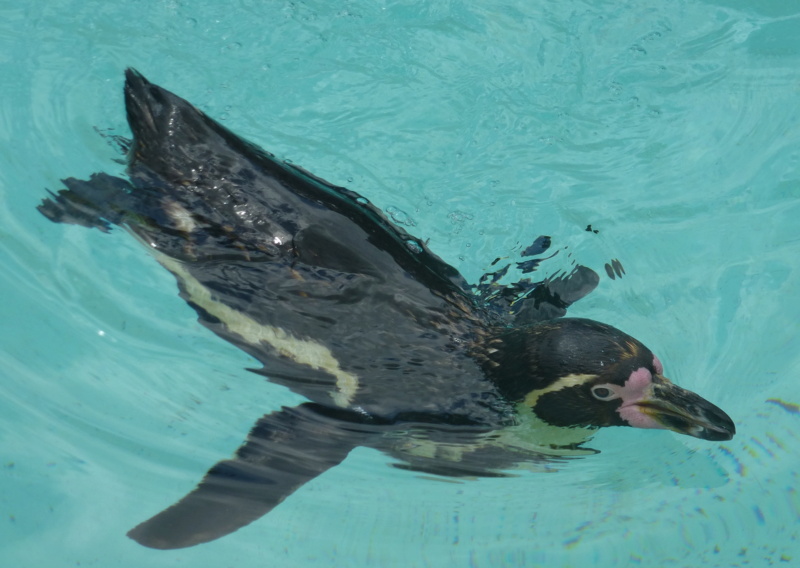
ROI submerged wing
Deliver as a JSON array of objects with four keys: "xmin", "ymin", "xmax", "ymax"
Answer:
[
  {"xmin": 120, "ymin": 68, "xmax": 470, "ymax": 300},
  {"xmin": 128, "ymin": 403, "xmax": 374, "ymax": 549},
  {"xmin": 42, "ymin": 69, "xmax": 470, "ymax": 294}
]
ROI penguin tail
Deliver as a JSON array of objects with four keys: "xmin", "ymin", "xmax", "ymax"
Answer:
[
  {"xmin": 122, "ymin": 67, "xmax": 256, "ymax": 180},
  {"xmin": 127, "ymin": 403, "xmax": 373, "ymax": 550}
]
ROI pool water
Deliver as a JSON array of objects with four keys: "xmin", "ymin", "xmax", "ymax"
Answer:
[{"xmin": 2, "ymin": 1, "xmax": 799, "ymax": 566}]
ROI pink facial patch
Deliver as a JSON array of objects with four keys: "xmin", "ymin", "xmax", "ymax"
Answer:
[
  {"xmin": 653, "ymin": 355, "xmax": 663, "ymax": 375},
  {"xmin": 616, "ymin": 367, "xmax": 664, "ymax": 429}
]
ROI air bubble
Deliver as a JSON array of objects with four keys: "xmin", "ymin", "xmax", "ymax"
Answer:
[
  {"xmin": 386, "ymin": 206, "xmax": 416, "ymax": 227},
  {"xmin": 406, "ymin": 240, "xmax": 423, "ymax": 254}
]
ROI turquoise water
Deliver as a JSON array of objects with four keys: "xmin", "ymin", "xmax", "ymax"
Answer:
[{"xmin": 2, "ymin": 0, "xmax": 799, "ymax": 566}]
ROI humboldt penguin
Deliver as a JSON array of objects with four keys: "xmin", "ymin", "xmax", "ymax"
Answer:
[{"xmin": 38, "ymin": 69, "xmax": 735, "ymax": 550}]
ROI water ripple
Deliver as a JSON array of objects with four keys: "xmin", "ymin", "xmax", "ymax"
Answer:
[{"xmin": 1, "ymin": 1, "xmax": 799, "ymax": 566}]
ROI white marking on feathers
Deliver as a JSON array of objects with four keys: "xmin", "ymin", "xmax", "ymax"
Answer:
[
  {"xmin": 163, "ymin": 201, "xmax": 198, "ymax": 233},
  {"xmin": 152, "ymin": 250, "xmax": 359, "ymax": 406},
  {"xmin": 497, "ymin": 403, "xmax": 596, "ymax": 454}
]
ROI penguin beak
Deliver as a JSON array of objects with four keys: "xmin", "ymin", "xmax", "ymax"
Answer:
[{"xmin": 634, "ymin": 377, "xmax": 736, "ymax": 441}]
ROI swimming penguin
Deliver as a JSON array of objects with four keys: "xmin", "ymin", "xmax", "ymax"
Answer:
[{"xmin": 38, "ymin": 69, "xmax": 735, "ymax": 550}]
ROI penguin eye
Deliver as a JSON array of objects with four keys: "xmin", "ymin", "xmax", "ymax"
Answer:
[{"xmin": 591, "ymin": 385, "xmax": 619, "ymax": 401}]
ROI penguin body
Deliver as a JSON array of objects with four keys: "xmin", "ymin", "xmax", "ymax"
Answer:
[{"xmin": 39, "ymin": 70, "xmax": 734, "ymax": 549}]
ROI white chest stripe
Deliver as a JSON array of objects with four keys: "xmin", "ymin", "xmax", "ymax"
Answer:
[{"xmin": 154, "ymin": 251, "xmax": 359, "ymax": 407}]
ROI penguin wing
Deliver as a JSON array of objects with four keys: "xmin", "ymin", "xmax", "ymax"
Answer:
[
  {"xmin": 127, "ymin": 403, "xmax": 372, "ymax": 549},
  {"xmin": 41, "ymin": 69, "xmax": 471, "ymax": 297},
  {"xmin": 122, "ymin": 68, "xmax": 470, "ymax": 300},
  {"xmin": 512, "ymin": 265, "xmax": 600, "ymax": 324},
  {"xmin": 473, "ymin": 264, "xmax": 599, "ymax": 324}
]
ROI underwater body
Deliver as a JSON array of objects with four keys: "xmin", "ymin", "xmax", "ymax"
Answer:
[{"xmin": 39, "ymin": 70, "xmax": 734, "ymax": 550}]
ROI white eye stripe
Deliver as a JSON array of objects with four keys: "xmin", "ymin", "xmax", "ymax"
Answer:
[{"xmin": 523, "ymin": 373, "xmax": 598, "ymax": 408}]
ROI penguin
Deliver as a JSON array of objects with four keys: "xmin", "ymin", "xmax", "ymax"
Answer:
[{"xmin": 38, "ymin": 69, "xmax": 735, "ymax": 550}]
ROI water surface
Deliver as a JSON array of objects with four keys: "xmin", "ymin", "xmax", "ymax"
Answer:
[{"xmin": 1, "ymin": 1, "xmax": 799, "ymax": 566}]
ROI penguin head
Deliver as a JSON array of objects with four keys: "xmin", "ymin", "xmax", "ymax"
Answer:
[{"xmin": 486, "ymin": 318, "xmax": 735, "ymax": 441}]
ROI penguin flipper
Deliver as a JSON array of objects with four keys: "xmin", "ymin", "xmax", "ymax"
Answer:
[
  {"xmin": 37, "ymin": 173, "xmax": 134, "ymax": 231},
  {"xmin": 513, "ymin": 265, "xmax": 600, "ymax": 324},
  {"xmin": 477, "ymin": 264, "xmax": 599, "ymax": 323},
  {"xmin": 127, "ymin": 403, "xmax": 368, "ymax": 549}
]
